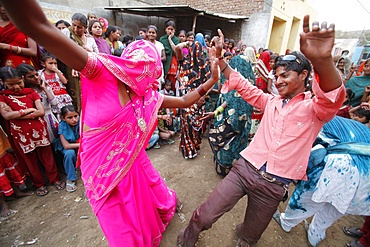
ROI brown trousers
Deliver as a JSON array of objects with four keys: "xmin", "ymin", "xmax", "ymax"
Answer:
[{"xmin": 178, "ymin": 158, "xmax": 286, "ymax": 246}]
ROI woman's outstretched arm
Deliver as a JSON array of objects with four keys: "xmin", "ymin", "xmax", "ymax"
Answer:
[{"xmin": 0, "ymin": 0, "xmax": 87, "ymax": 71}]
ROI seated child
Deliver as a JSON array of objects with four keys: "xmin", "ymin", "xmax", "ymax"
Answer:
[
  {"xmin": 146, "ymin": 127, "xmax": 160, "ymax": 150},
  {"xmin": 54, "ymin": 105, "xmax": 80, "ymax": 192}
]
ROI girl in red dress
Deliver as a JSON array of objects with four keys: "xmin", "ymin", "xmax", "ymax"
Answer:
[{"xmin": 0, "ymin": 67, "xmax": 64, "ymax": 196}]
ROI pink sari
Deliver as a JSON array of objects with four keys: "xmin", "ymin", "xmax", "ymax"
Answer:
[{"xmin": 79, "ymin": 40, "xmax": 177, "ymax": 246}]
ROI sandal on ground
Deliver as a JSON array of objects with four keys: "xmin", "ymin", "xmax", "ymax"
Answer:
[
  {"xmin": 66, "ymin": 181, "xmax": 77, "ymax": 193},
  {"xmin": 53, "ymin": 181, "xmax": 66, "ymax": 190},
  {"xmin": 343, "ymin": 226, "xmax": 363, "ymax": 238},
  {"xmin": 0, "ymin": 209, "xmax": 18, "ymax": 221},
  {"xmin": 36, "ymin": 186, "xmax": 49, "ymax": 196},
  {"xmin": 345, "ymin": 240, "xmax": 364, "ymax": 247}
]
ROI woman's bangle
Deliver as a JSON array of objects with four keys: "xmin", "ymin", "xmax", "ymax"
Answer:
[
  {"xmin": 16, "ymin": 46, "xmax": 22, "ymax": 54},
  {"xmin": 9, "ymin": 45, "xmax": 12, "ymax": 52},
  {"xmin": 196, "ymin": 85, "xmax": 207, "ymax": 97},
  {"xmin": 216, "ymin": 106, "xmax": 224, "ymax": 113},
  {"xmin": 221, "ymin": 64, "xmax": 229, "ymax": 73},
  {"xmin": 19, "ymin": 109, "xmax": 25, "ymax": 116}
]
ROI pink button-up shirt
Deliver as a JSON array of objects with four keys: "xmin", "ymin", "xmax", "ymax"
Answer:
[{"xmin": 221, "ymin": 71, "xmax": 345, "ymax": 180}]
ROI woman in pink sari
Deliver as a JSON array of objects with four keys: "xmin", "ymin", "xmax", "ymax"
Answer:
[{"xmin": 1, "ymin": 1, "xmax": 221, "ymax": 246}]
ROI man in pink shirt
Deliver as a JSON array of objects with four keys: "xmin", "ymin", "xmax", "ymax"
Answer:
[{"xmin": 177, "ymin": 16, "xmax": 346, "ymax": 247}]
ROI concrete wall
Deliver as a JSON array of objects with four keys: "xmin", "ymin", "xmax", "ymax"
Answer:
[{"xmin": 269, "ymin": 0, "xmax": 317, "ymax": 54}]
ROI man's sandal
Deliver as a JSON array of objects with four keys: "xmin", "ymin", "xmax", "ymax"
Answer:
[
  {"xmin": 343, "ymin": 226, "xmax": 363, "ymax": 238},
  {"xmin": 53, "ymin": 181, "xmax": 66, "ymax": 190},
  {"xmin": 36, "ymin": 186, "xmax": 48, "ymax": 196}
]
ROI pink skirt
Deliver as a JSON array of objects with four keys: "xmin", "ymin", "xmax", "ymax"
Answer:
[{"xmin": 94, "ymin": 151, "xmax": 177, "ymax": 247}]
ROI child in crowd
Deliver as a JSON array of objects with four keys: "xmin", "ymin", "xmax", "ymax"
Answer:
[
  {"xmin": 350, "ymin": 103, "xmax": 370, "ymax": 128},
  {"xmin": 0, "ymin": 67, "xmax": 64, "ymax": 196},
  {"xmin": 267, "ymin": 54, "xmax": 279, "ymax": 95},
  {"xmin": 337, "ymin": 88, "xmax": 355, "ymax": 119},
  {"xmin": 159, "ymin": 79, "xmax": 179, "ymax": 136},
  {"xmin": 0, "ymin": 127, "xmax": 33, "ymax": 207},
  {"xmin": 54, "ymin": 105, "xmax": 80, "ymax": 193},
  {"xmin": 17, "ymin": 64, "xmax": 59, "ymax": 142},
  {"xmin": 38, "ymin": 52, "xmax": 73, "ymax": 120},
  {"xmin": 146, "ymin": 127, "xmax": 160, "ymax": 150}
]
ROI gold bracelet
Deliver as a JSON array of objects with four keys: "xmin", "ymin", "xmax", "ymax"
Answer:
[{"xmin": 16, "ymin": 46, "xmax": 21, "ymax": 54}]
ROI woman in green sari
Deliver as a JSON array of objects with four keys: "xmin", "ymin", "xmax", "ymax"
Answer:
[
  {"xmin": 206, "ymin": 55, "xmax": 255, "ymax": 175},
  {"xmin": 345, "ymin": 58, "xmax": 370, "ymax": 107}
]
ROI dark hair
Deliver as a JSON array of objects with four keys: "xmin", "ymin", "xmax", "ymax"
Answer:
[
  {"xmin": 122, "ymin": 34, "xmax": 133, "ymax": 44},
  {"xmin": 228, "ymin": 39, "xmax": 235, "ymax": 48},
  {"xmin": 55, "ymin": 19, "xmax": 70, "ymax": 28},
  {"xmin": 164, "ymin": 20, "xmax": 176, "ymax": 29},
  {"xmin": 105, "ymin": 25, "xmax": 118, "ymax": 37},
  {"xmin": 223, "ymin": 52, "xmax": 233, "ymax": 58},
  {"xmin": 147, "ymin": 25, "xmax": 158, "ymax": 33},
  {"xmin": 138, "ymin": 27, "xmax": 147, "ymax": 34},
  {"xmin": 274, "ymin": 51, "xmax": 312, "ymax": 85},
  {"xmin": 135, "ymin": 35, "xmax": 144, "ymax": 40},
  {"xmin": 41, "ymin": 52, "xmax": 56, "ymax": 62},
  {"xmin": 346, "ymin": 88, "xmax": 355, "ymax": 102},
  {"xmin": 356, "ymin": 107, "xmax": 370, "ymax": 121},
  {"xmin": 61, "ymin": 105, "xmax": 78, "ymax": 117},
  {"xmin": 0, "ymin": 67, "xmax": 21, "ymax": 82},
  {"xmin": 186, "ymin": 31, "xmax": 195, "ymax": 38},
  {"xmin": 270, "ymin": 54, "xmax": 278, "ymax": 61},
  {"xmin": 71, "ymin": 13, "xmax": 88, "ymax": 28},
  {"xmin": 88, "ymin": 19, "xmax": 101, "ymax": 35},
  {"xmin": 164, "ymin": 78, "xmax": 172, "ymax": 86},
  {"xmin": 16, "ymin": 64, "xmax": 36, "ymax": 79},
  {"xmin": 204, "ymin": 35, "xmax": 211, "ymax": 42}
]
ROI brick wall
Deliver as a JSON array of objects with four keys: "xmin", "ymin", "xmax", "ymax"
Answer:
[{"xmin": 167, "ymin": 0, "xmax": 265, "ymax": 16}]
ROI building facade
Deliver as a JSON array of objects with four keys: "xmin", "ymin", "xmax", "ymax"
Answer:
[{"xmin": 39, "ymin": 0, "xmax": 316, "ymax": 54}]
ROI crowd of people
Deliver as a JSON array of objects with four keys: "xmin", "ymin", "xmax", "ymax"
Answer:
[{"xmin": 0, "ymin": 1, "xmax": 369, "ymax": 247}]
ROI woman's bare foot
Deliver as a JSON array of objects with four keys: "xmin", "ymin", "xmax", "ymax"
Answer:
[
  {"xmin": 13, "ymin": 186, "xmax": 34, "ymax": 198},
  {"xmin": 0, "ymin": 195, "xmax": 17, "ymax": 220}
]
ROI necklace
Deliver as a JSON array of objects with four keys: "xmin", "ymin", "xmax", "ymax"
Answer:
[{"xmin": 124, "ymin": 84, "xmax": 146, "ymax": 132}]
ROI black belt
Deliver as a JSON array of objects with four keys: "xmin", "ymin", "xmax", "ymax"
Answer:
[{"xmin": 246, "ymin": 161, "xmax": 289, "ymax": 190}]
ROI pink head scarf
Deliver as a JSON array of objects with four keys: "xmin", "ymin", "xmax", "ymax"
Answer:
[
  {"xmin": 98, "ymin": 17, "xmax": 108, "ymax": 27},
  {"xmin": 85, "ymin": 40, "xmax": 162, "ymax": 96}
]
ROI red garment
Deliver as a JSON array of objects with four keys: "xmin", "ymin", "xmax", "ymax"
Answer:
[
  {"xmin": 39, "ymin": 70, "xmax": 68, "ymax": 96},
  {"xmin": 0, "ymin": 88, "xmax": 58, "ymax": 188},
  {"xmin": 360, "ymin": 216, "xmax": 370, "ymax": 247},
  {"xmin": 0, "ymin": 22, "xmax": 40, "ymax": 68},
  {"xmin": 0, "ymin": 88, "xmax": 50, "ymax": 154},
  {"xmin": 0, "ymin": 151, "xmax": 25, "ymax": 196}
]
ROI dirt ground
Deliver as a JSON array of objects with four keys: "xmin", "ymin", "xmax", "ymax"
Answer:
[{"xmin": 0, "ymin": 137, "xmax": 365, "ymax": 247}]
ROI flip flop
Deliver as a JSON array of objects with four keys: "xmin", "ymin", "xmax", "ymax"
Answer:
[
  {"xmin": 345, "ymin": 239, "xmax": 364, "ymax": 247},
  {"xmin": 66, "ymin": 182, "xmax": 77, "ymax": 193},
  {"xmin": 0, "ymin": 209, "xmax": 18, "ymax": 221},
  {"xmin": 36, "ymin": 186, "xmax": 48, "ymax": 196},
  {"xmin": 53, "ymin": 181, "xmax": 66, "ymax": 190},
  {"xmin": 343, "ymin": 226, "xmax": 363, "ymax": 238}
]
